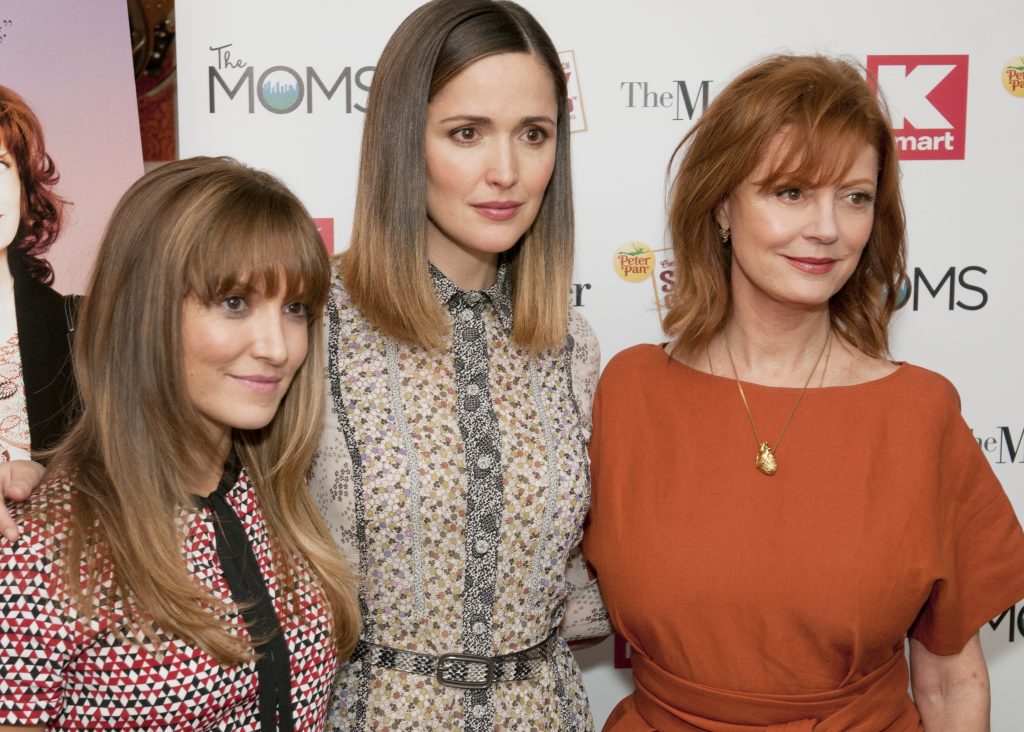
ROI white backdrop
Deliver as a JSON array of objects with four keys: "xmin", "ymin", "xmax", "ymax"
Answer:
[{"xmin": 177, "ymin": 1, "xmax": 1024, "ymax": 727}]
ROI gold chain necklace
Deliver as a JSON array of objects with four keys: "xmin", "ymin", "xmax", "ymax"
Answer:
[{"xmin": 719, "ymin": 329, "xmax": 832, "ymax": 476}]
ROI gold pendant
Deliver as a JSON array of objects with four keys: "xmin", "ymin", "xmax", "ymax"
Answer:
[{"xmin": 755, "ymin": 442, "xmax": 777, "ymax": 475}]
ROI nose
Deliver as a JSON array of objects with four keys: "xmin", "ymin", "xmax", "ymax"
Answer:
[
  {"xmin": 805, "ymin": 195, "xmax": 839, "ymax": 244},
  {"xmin": 250, "ymin": 310, "xmax": 289, "ymax": 366},
  {"xmin": 484, "ymin": 138, "xmax": 518, "ymax": 189}
]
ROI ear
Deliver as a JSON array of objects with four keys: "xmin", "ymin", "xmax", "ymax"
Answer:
[{"xmin": 715, "ymin": 200, "xmax": 731, "ymax": 232}]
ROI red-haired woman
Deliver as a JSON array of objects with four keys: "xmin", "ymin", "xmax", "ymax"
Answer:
[
  {"xmin": 0, "ymin": 85, "xmax": 77, "ymax": 467},
  {"xmin": 584, "ymin": 55, "xmax": 1024, "ymax": 730}
]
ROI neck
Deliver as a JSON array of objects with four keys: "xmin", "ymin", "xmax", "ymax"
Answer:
[
  {"xmin": 190, "ymin": 432, "xmax": 232, "ymax": 497},
  {"xmin": 426, "ymin": 226, "xmax": 499, "ymax": 291},
  {"xmin": 717, "ymin": 302, "xmax": 832, "ymax": 387}
]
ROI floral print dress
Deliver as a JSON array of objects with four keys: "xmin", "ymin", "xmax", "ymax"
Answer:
[{"xmin": 309, "ymin": 266, "xmax": 608, "ymax": 731}]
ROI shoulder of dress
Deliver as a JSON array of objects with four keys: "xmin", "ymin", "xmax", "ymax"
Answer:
[
  {"xmin": 602, "ymin": 342, "xmax": 665, "ymax": 379},
  {"xmin": 567, "ymin": 307, "xmax": 596, "ymax": 338},
  {"xmin": 329, "ymin": 267, "xmax": 348, "ymax": 301},
  {"xmin": 890, "ymin": 362, "xmax": 962, "ymax": 412},
  {"xmin": 565, "ymin": 310, "xmax": 601, "ymax": 377},
  {"xmin": 5, "ymin": 476, "xmax": 75, "ymax": 561}
]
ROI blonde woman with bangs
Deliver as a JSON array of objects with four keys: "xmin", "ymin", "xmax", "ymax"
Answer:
[
  {"xmin": 0, "ymin": 157, "xmax": 358, "ymax": 731},
  {"xmin": 584, "ymin": 55, "xmax": 1024, "ymax": 730},
  {"xmin": 308, "ymin": 1, "xmax": 608, "ymax": 729}
]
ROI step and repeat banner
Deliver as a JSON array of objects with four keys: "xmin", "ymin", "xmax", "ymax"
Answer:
[{"xmin": 176, "ymin": 1, "xmax": 1023, "ymax": 727}]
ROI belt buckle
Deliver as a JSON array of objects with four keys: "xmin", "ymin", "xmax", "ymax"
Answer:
[{"xmin": 436, "ymin": 653, "xmax": 495, "ymax": 690}]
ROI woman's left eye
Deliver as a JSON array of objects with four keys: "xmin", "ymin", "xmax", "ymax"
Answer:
[
  {"xmin": 522, "ymin": 126, "xmax": 548, "ymax": 144},
  {"xmin": 284, "ymin": 302, "xmax": 310, "ymax": 318},
  {"xmin": 846, "ymin": 191, "xmax": 875, "ymax": 206},
  {"xmin": 221, "ymin": 296, "xmax": 247, "ymax": 312},
  {"xmin": 776, "ymin": 188, "xmax": 803, "ymax": 202}
]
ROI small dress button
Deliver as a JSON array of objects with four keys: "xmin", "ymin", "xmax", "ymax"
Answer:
[
  {"xmin": 472, "ymin": 704, "xmax": 486, "ymax": 718},
  {"xmin": 459, "ymin": 309, "xmax": 474, "ymax": 321},
  {"xmin": 466, "ymin": 383, "xmax": 481, "ymax": 396},
  {"xmin": 465, "ymin": 292, "xmax": 482, "ymax": 305},
  {"xmin": 472, "ymin": 621, "xmax": 487, "ymax": 635},
  {"xmin": 474, "ymin": 539, "xmax": 491, "ymax": 555},
  {"xmin": 477, "ymin": 455, "xmax": 493, "ymax": 470}
]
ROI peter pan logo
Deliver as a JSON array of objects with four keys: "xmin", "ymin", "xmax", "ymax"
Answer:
[
  {"xmin": 612, "ymin": 242, "xmax": 655, "ymax": 283},
  {"xmin": 1003, "ymin": 56, "xmax": 1024, "ymax": 98}
]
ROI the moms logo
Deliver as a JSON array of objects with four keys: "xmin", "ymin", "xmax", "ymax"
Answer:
[
  {"xmin": 866, "ymin": 55, "xmax": 969, "ymax": 160},
  {"xmin": 972, "ymin": 426, "xmax": 1024, "ymax": 465},
  {"xmin": 208, "ymin": 43, "xmax": 373, "ymax": 114},
  {"xmin": 621, "ymin": 79, "xmax": 713, "ymax": 121},
  {"xmin": 895, "ymin": 266, "xmax": 988, "ymax": 311}
]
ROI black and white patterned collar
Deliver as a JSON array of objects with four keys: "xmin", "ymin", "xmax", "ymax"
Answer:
[{"xmin": 429, "ymin": 262, "xmax": 513, "ymax": 332}]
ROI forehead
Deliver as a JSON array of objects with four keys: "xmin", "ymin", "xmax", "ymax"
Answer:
[
  {"xmin": 428, "ymin": 52, "xmax": 557, "ymax": 118},
  {"xmin": 749, "ymin": 128, "xmax": 878, "ymax": 185}
]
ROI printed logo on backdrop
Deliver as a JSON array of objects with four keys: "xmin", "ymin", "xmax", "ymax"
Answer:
[
  {"xmin": 313, "ymin": 218, "xmax": 334, "ymax": 254},
  {"xmin": 989, "ymin": 604, "xmax": 1024, "ymax": 641},
  {"xmin": 0, "ymin": 17, "xmax": 13, "ymax": 44},
  {"xmin": 612, "ymin": 242, "xmax": 677, "ymax": 320},
  {"xmin": 559, "ymin": 51, "xmax": 587, "ymax": 132},
  {"xmin": 614, "ymin": 634, "xmax": 632, "ymax": 669},
  {"xmin": 1003, "ymin": 56, "xmax": 1024, "ymax": 98},
  {"xmin": 866, "ymin": 55, "xmax": 969, "ymax": 160},
  {"xmin": 570, "ymin": 282, "xmax": 591, "ymax": 308},
  {"xmin": 621, "ymin": 79, "xmax": 713, "ymax": 121},
  {"xmin": 613, "ymin": 242, "xmax": 655, "ymax": 283},
  {"xmin": 972, "ymin": 426, "xmax": 1024, "ymax": 466},
  {"xmin": 894, "ymin": 265, "xmax": 988, "ymax": 311},
  {"xmin": 208, "ymin": 43, "xmax": 373, "ymax": 114}
]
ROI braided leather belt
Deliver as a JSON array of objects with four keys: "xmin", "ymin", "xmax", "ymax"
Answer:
[{"xmin": 352, "ymin": 628, "xmax": 559, "ymax": 690}]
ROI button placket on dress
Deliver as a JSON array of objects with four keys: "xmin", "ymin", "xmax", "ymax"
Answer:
[{"xmin": 447, "ymin": 291, "xmax": 505, "ymax": 731}]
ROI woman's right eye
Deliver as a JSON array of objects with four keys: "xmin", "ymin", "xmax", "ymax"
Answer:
[{"xmin": 451, "ymin": 127, "xmax": 479, "ymax": 143}]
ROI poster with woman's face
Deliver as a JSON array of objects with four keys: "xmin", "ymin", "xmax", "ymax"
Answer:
[{"xmin": 0, "ymin": 0, "xmax": 143, "ymax": 294}]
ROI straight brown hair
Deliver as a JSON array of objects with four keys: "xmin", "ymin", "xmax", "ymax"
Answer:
[
  {"xmin": 45, "ymin": 157, "xmax": 359, "ymax": 664},
  {"xmin": 343, "ymin": 0, "xmax": 573, "ymax": 352},
  {"xmin": 664, "ymin": 54, "xmax": 907, "ymax": 358}
]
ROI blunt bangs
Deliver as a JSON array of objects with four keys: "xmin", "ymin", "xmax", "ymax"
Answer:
[
  {"xmin": 183, "ymin": 188, "xmax": 330, "ymax": 313},
  {"xmin": 754, "ymin": 121, "xmax": 876, "ymax": 194}
]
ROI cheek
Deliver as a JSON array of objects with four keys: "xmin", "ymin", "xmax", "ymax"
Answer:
[
  {"xmin": 842, "ymin": 212, "xmax": 875, "ymax": 252},
  {"xmin": 285, "ymin": 327, "xmax": 309, "ymax": 374},
  {"xmin": 425, "ymin": 145, "xmax": 474, "ymax": 208},
  {"xmin": 524, "ymin": 150, "xmax": 556, "ymax": 195}
]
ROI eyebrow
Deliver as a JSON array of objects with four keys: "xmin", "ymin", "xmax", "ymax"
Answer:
[
  {"xmin": 436, "ymin": 114, "xmax": 556, "ymax": 126},
  {"xmin": 839, "ymin": 177, "xmax": 877, "ymax": 187}
]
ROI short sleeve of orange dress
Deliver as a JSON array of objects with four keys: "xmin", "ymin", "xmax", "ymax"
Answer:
[{"xmin": 582, "ymin": 344, "xmax": 1024, "ymax": 732}]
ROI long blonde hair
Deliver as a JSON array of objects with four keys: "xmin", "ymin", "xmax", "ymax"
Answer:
[
  {"xmin": 343, "ymin": 0, "xmax": 574, "ymax": 353},
  {"xmin": 46, "ymin": 157, "xmax": 359, "ymax": 664}
]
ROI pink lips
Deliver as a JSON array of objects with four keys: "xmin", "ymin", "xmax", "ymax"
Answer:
[
  {"xmin": 471, "ymin": 200, "xmax": 522, "ymax": 221},
  {"xmin": 785, "ymin": 256, "xmax": 838, "ymax": 275},
  {"xmin": 232, "ymin": 375, "xmax": 280, "ymax": 394}
]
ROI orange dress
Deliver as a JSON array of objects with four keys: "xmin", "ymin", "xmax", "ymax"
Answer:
[{"xmin": 583, "ymin": 344, "xmax": 1024, "ymax": 731}]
